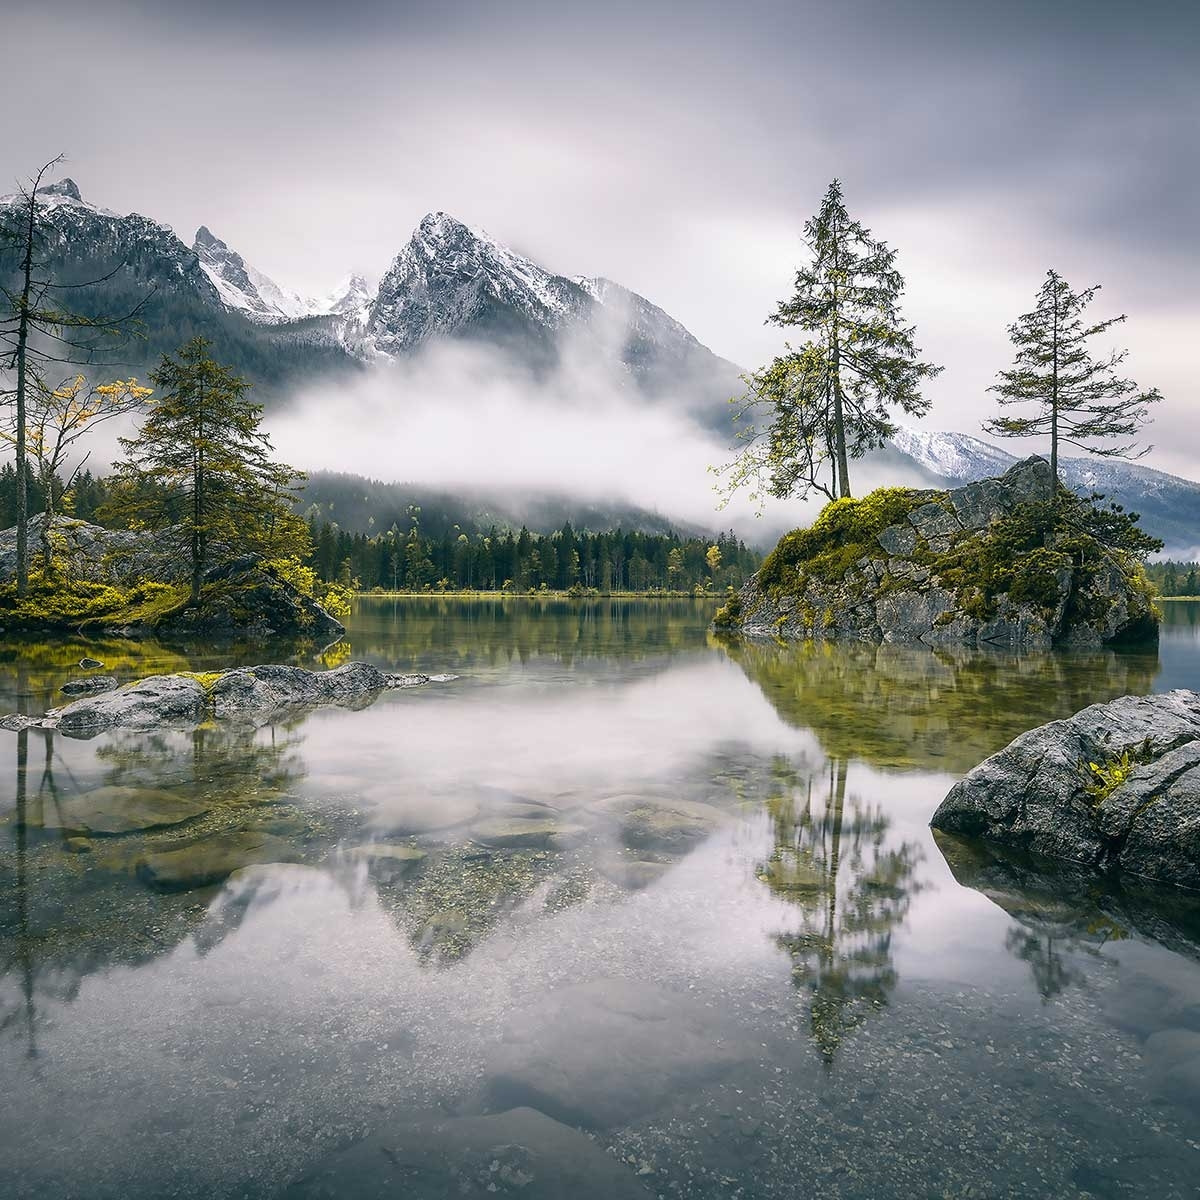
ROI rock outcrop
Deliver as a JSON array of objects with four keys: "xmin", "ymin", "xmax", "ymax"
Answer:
[
  {"xmin": 727, "ymin": 457, "xmax": 1159, "ymax": 649},
  {"xmin": 0, "ymin": 519, "xmax": 344, "ymax": 639},
  {"xmin": 6, "ymin": 661, "xmax": 448, "ymax": 739},
  {"xmin": 931, "ymin": 690, "xmax": 1200, "ymax": 891},
  {"xmin": 152, "ymin": 556, "xmax": 345, "ymax": 640}
]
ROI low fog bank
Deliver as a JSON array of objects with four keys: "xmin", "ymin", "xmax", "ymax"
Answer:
[{"xmin": 267, "ymin": 342, "xmax": 933, "ymax": 546}]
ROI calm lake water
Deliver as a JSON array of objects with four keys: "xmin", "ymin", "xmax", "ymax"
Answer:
[{"xmin": 2, "ymin": 598, "xmax": 1200, "ymax": 1198}]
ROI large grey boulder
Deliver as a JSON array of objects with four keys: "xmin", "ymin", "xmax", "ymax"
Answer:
[
  {"xmin": 54, "ymin": 673, "xmax": 208, "ymax": 737},
  {"xmin": 283, "ymin": 1107, "xmax": 653, "ymax": 1199},
  {"xmin": 208, "ymin": 661, "xmax": 394, "ymax": 718},
  {"xmin": 732, "ymin": 457, "xmax": 1158, "ymax": 649},
  {"xmin": 931, "ymin": 690, "xmax": 1200, "ymax": 890},
  {"xmin": 12, "ymin": 662, "xmax": 444, "ymax": 738}
]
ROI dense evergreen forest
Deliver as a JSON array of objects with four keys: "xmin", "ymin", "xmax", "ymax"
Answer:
[{"xmin": 0, "ymin": 462, "xmax": 759, "ymax": 594}]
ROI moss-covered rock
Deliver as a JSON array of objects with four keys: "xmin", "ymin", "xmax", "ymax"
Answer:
[{"xmin": 732, "ymin": 457, "xmax": 1159, "ymax": 649}]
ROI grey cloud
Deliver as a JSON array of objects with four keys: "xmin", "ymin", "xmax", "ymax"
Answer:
[{"xmin": 4, "ymin": 0, "xmax": 1195, "ymax": 478}]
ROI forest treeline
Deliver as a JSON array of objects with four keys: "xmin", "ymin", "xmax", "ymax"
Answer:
[{"xmin": 0, "ymin": 460, "xmax": 758, "ymax": 594}]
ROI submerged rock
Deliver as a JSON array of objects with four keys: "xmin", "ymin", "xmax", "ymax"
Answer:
[
  {"xmin": 283, "ymin": 1106, "xmax": 653, "ymax": 1199},
  {"xmin": 483, "ymin": 977, "xmax": 754, "ymax": 1129},
  {"xmin": 136, "ymin": 830, "xmax": 301, "ymax": 891},
  {"xmin": 469, "ymin": 817, "xmax": 587, "ymax": 850},
  {"xmin": 31, "ymin": 785, "xmax": 211, "ymax": 836},
  {"xmin": 730, "ymin": 457, "xmax": 1159, "ymax": 649},
  {"xmin": 931, "ymin": 690, "xmax": 1200, "ymax": 890},
  {"xmin": 592, "ymin": 794, "xmax": 728, "ymax": 852},
  {"xmin": 9, "ymin": 662, "xmax": 444, "ymax": 738}
]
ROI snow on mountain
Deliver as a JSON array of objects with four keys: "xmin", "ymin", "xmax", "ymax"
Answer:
[
  {"xmin": 323, "ymin": 273, "xmax": 373, "ymax": 320},
  {"xmin": 888, "ymin": 426, "xmax": 1018, "ymax": 481},
  {"xmin": 889, "ymin": 425, "xmax": 1200, "ymax": 555},
  {"xmin": 366, "ymin": 212, "xmax": 590, "ymax": 354},
  {"xmin": 193, "ymin": 225, "xmax": 331, "ymax": 323},
  {"xmin": 0, "ymin": 178, "xmax": 221, "ymax": 302}
]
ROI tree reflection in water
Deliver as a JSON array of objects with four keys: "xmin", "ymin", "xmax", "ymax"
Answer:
[{"xmin": 758, "ymin": 756, "xmax": 921, "ymax": 1064}]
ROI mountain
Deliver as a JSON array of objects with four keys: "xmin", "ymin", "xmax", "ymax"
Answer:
[
  {"xmin": 888, "ymin": 426, "xmax": 1200, "ymax": 556},
  {"xmin": 0, "ymin": 179, "xmax": 356, "ymax": 385},
  {"xmin": 1, "ymin": 185, "xmax": 739, "ymax": 422},
  {"xmin": 193, "ymin": 225, "xmax": 326, "ymax": 322},
  {"xmin": 365, "ymin": 212, "xmax": 741, "ymax": 423}
]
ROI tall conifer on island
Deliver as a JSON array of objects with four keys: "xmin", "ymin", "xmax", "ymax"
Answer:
[
  {"xmin": 110, "ymin": 338, "xmax": 307, "ymax": 605},
  {"xmin": 719, "ymin": 179, "xmax": 940, "ymax": 506},
  {"xmin": 985, "ymin": 270, "xmax": 1162, "ymax": 482}
]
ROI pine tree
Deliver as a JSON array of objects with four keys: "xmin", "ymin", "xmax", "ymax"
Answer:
[
  {"xmin": 720, "ymin": 180, "xmax": 940, "ymax": 504},
  {"xmin": 109, "ymin": 338, "xmax": 306, "ymax": 604},
  {"xmin": 985, "ymin": 270, "xmax": 1161, "ymax": 481}
]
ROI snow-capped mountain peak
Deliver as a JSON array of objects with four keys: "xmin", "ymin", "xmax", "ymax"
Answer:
[
  {"xmin": 193, "ymin": 225, "xmax": 328, "ymax": 323},
  {"xmin": 0, "ymin": 176, "xmax": 121, "ymax": 219},
  {"xmin": 367, "ymin": 212, "xmax": 588, "ymax": 354}
]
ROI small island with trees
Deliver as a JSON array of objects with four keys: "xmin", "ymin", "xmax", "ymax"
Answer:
[{"xmin": 715, "ymin": 179, "xmax": 1165, "ymax": 650}]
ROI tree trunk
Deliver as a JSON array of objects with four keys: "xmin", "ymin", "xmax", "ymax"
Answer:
[
  {"xmin": 40, "ymin": 476, "xmax": 55, "ymax": 578},
  {"xmin": 14, "ymin": 191, "xmax": 36, "ymax": 598}
]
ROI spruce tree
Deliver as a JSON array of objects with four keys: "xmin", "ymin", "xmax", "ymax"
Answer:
[
  {"xmin": 985, "ymin": 270, "xmax": 1161, "ymax": 480},
  {"xmin": 720, "ymin": 179, "xmax": 940, "ymax": 504},
  {"xmin": 109, "ymin": 338, "xmax": 306, "ymax": 604}
]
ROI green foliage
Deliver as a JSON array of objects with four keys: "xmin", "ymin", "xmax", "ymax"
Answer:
[
  {"xmin": 108, "ymin": 338, "xmax": 309, "ymax": 603},
  {"xmin": 1083, "ymin": 742, "xmax": 1153, "ymax": 802},
  {"xmin": 317, "ymin": 582, "xmax": 354, "ymax": 621},
  {"xmin": 985, "ymin": 269, "xmax": 1161, "ymax": 473},
  {"xmin": 718, "ymin": 179, "xmax": 940, "ymax": 505},
  {"xmin": 0, "ymin": 575, "xmax": 187, "ymax": 630},
  {"xmin": 759, "ymin": 488, "xmax": 929, "ymax": 589},
  {"xmin": 713, "ymin": 586, "xmax": 743, "ymax": 629}
]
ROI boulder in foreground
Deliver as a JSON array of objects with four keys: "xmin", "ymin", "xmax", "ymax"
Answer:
[{"xmin": 931, "ymin": 690, "xmax": 1200, "ymax": 890}]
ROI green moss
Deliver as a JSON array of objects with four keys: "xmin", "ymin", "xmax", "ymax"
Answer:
[
  {"xmin": 758, "ymin": 487, "xmax": 935, "ymax": 590},
  {"xmin": 179, "ymin": 670, "xmax": 225, "ymax": 692},
  {"xmin": 0, "ymin": 576, "xmax": 188, "ymax": 631},
  {"xmin": 712, "ymin": 586, "xmax": 743, "ymax": 629}
]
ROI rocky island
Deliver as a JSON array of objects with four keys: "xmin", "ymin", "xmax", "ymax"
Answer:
[{"xmin": 720, "ymin": 457, "xmax": 1159, "ymax": 649}]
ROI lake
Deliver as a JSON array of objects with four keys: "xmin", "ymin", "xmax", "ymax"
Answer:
[{"xmin": 2, "ymin": 597, "xmax": 1199, "ymax": 1198}]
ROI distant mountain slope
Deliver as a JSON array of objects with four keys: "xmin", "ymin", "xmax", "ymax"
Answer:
[
  {"xmin": 1, "ymin": 183, "xmax": 740, "ymax": 422},
  {"xmin": 887, "ymin": 426, "xmax": 1200, "ymax": 556},
  {"xmin": 296, "ymin": 472, "xmax": 709, "ymax": 540},
  {"xmin": 0, "ymin": 179, "xmax": 356, "ymax": 385}
]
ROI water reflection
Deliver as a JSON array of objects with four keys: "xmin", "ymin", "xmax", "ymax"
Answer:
[
  {"xmin": 759, "ymin": 757, "xmax": 921, "ymax": 1062},
  {"xmin": 936, "ymin": 831, "xmax": 1200, "ymax": 974},
  {"xmin": 2, "ymin": 600, "xmax": 1200, "ymax": 1199},
  {"xmin": 721, "ymin": 636, "xmax": 1160, "ymax": 771}
]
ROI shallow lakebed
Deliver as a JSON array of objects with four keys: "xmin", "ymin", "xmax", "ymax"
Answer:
[{"xmin": 2, "ymin": 597, "xmax": 1199, "ymax": 1198}]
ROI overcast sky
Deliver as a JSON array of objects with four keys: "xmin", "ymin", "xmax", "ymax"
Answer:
[{"xmin": 6, "ymin": 0, "xmax": 1198, "ymax": 478}]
